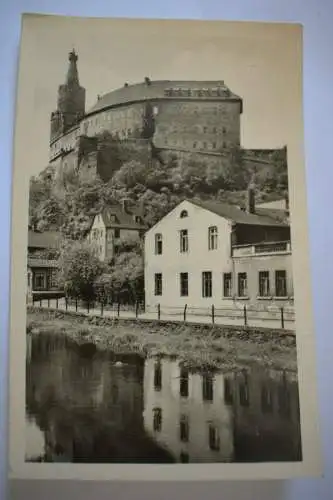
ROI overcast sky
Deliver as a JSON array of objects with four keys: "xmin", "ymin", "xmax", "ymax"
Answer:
[{"xmin": 15, "ymin": 16, "xmax": 302, "ymax": 176}]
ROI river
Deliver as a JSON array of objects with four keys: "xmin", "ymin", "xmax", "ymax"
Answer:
[{"xmin": 25, "ymin": 332, "xmax": 302, "ymax": 463}]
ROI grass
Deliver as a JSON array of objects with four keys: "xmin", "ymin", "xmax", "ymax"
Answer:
[{"xmin": 26, "ymin": 309, "xmax": 298, "ymax": 373}]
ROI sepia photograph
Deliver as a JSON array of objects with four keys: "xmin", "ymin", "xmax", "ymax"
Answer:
[{"xmin": 9, "ymin": 15, "xmax": 320, "ymax": 480}]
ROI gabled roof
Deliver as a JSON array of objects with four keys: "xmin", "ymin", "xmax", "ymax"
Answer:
[
  {"xmin": 28, "ymin": 230, "xmax": 62, "ymax": 249},
  {"xmin": 94, "ymin": 205, "xmax": 147, "ymax": 231},
  {"xmin": 189, "ymin": 199, "xmax": 289, "ymax": 227},
  {"xmin": 86, "ymin": 80, "xmax": 241, "ymax": 115}
]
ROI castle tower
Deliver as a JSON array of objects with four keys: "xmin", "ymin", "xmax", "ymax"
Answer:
[{"xmin": 50, "ymin": 49, "xmax": 86, "ymax": 142}]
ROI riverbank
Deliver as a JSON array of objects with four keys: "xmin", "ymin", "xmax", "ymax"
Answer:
[{"xmin": 27, "ymin": 307, "xmax": 298, "ymax": 372}]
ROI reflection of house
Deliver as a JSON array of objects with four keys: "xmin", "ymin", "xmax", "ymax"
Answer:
[
  {"xmin": 87, "ymin": 200, "xmax": 146, "ymax": 262},
  {"xmin": 27, "ymin": 230, "xmax": 63, "ymax": 302},
  {"xmin": 144, "ymin": 189, "xmax": 293, "ymax": 315},
  {"xmin": 143, "ymin": 358, "xmax": 234, "ymax": 463},
  {"xmin": 223, "ymin": 367, "xmax": 302, "ymax": 462}
]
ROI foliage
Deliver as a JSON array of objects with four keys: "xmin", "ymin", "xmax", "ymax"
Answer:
[{"xmin": 57, "ymin": 240, "xmax": 105, "ymax": 300}]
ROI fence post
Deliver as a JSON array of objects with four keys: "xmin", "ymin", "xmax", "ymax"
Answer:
[
  {"xmin": 101, "ymin": 300, "xmax": 104, "ymax": 316},
  {"xmin": 135, "ymin": 300, "xmax": 139, "ymax": 319},
  {"xmin": 157, "ymin": 303, "xmax": 161, "ymax": 321},
  {"xmin": 117, "ymin": 302, "xmax": 120, "ymax": 318},
  {"xmin": 244, "ymin": 305, "xmax": 247, "ymax": 326},
  {"xmin": 87, "ymin": 301, "xmax": 90, "ymax": 314},
  {"xmin": 75, "ymin": 299, "xmax": 78, "ymax": 312},
  {"xmin": 184, "ymin": 304, "xmax": 187, "ymax": 322},
  {"xmin": 56, "ymin": 298, "xmax": 59, "ymax": 309},
  {"xmin": 40, "ymin": 298, "xmax": 42, "ymax": 307},
  {"xmin": 65, "ymin": 297, "xmax": 68, "ymax": 311},
  {"xmin": 212, "ymin": 304, "xmax": 215, "ymax": 324},
  {"xmin": 281, "ymin": 307, "xmax": 285, "ymax": 329}
]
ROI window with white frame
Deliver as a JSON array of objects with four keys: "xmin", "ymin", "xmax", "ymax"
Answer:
[
  {"xmin": 275, "ymin": 270, "xmax": 287, "ymax": 297},
  {"xmin": 202, "ymin": 271, "xmax": 212, "ymax": 298},
  {"xmin": 180, "ymin": 272, "xmax": 189, "ymax": 297},
  {"xmin": 259, "ymin": 271, "xmax": 270, "ymax": 297},
  {"xmin": 154, "ymin": 273, "xmax": 163, "ymax": 296},
  {"xmin": 238, "ymin": 272, "xmax": 248, "ymax": 297},
  {"xmin": 223, "ymin": 273, "xmax": 232, "ymax": 298},
  {"xmin": 208, "ymin": 226, "xmax": 218, "ymax": 250}
]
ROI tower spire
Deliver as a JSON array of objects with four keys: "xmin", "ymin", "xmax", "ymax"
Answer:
[{"xmin": 66, "ymin": 48, "xmax": 79, "ymax": 85}]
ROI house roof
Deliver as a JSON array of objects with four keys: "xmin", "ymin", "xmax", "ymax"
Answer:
[
  {"xmin": 86, "ymin": 80, "xmax": 241, "ymax": 115},
  {"xmin": 28, "ymin": 230, "xmax": 62, "ymax": 249},
  {"xmin": 188, "ymin": 198, "xmax": 289, "ymax": 227},
  {"xmin": 95, "ymin": 205, "xmax": 147, "ymax": 231}
]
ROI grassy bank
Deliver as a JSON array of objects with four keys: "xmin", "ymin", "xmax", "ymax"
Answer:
[{"xmin": 27, "ymin": 308, "xmax": 298, "ymax": 372}]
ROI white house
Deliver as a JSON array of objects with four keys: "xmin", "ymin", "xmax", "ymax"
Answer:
[
  {"xmin": 144, "ymin": 191, "xmax": 293, "ymax": 315},
  {"xmin": 87, "ymin": 200, "xmax": 146, "ymax": 262}
]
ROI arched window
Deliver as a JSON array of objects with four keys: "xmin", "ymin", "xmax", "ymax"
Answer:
[{"xmin": 180, "ymin": 210, "xmax": 188, "ymax": 218}]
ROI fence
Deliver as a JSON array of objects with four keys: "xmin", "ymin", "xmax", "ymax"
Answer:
[{"xmin": 31, "ymin": 296, "xmax": 295, "ymax": 330}]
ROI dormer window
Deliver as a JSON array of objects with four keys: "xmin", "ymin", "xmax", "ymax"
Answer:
[{"xmin": 180, "ymin": 210, "xmax": 188, "ymax": 218}]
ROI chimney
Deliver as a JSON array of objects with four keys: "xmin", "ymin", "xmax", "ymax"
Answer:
[{"xmin": 247, "ymin": 180, "xmax": 256, "ymax": 214}]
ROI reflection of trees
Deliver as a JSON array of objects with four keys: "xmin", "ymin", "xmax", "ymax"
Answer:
[{"xmin": 26, "ymin": 334, "xmax": 174, "ymax": 463}]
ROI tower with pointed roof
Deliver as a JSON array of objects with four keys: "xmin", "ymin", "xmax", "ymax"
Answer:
[{"xmin": 50, "ymin": 49, "xmax": 86, "ymax": 141}]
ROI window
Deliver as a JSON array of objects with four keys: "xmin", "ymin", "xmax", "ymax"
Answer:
[
  {"xmin": 223, "ymin": 126, "xmax": 226, "ymax": 134},
  {"xmin": 203, "ymin": 126, "xmax": 207, "ymax": 133},
  {"xmin": 208, "ymin": 226, "xmax": 218, "ymax": 250},
  {"xmin": 223, "ymin": 273, "xmax": 232, "ymax": 298},
  {"xmin": 34, "ymin": 272, "xmax": 46, "ymax": 290},
  {"xmin": 154, "ymin": 273, "xmax": 163, "ymax": 296},
  {"xmin": 224, "ymin": 378, "xmax": 233, "ymax": 405},
  {"xmin": 203, "ymin": 141, "xmax": 207, "ymax": 149},
  {"xmin": 212, "ymin": 141, "xmax": 217, "ymax": 149},
  {"xmin": 153, "ymin": 408, "xmax": 162, "ymax": 432},
  {"xmin": 193, "ymin": 141, "xmax": 197, "ymax": 149},
  {"xmin": 114, "ymin": 228, "xmax": 120, "ymax": 238},
  {"xmin": 180, "ymin": 229, "xmax": 189, "ymax": 253},
  {"xmin": 180, "ymin": 273, "xmax": 189, "ymax": 297},
  {"xmin": 27, "ymin": 273, "xmax": 31, "ymax": 288},
  {"xmin": 202, "ymin": 373, "xmax": 214, "ymax": 402},
  {"xmin": 154, "ymin": 361, "xmax": 162, "ymax": 391},
  {"xmin": 180, "ymin": 451, "xmax": 189, "ymax": 463},
  {"xmin": 259, "ymin": 271, "xmax": 270, "ymax": 297},
  {"xmin": 179, "ymin": 415, "xmax": 190, "ymax": 442},
  {"xmin": 239, "ymin": 376, "xmax": 250, "ymax": 407},
  {"xmin": 180, "ymin": 210, "xmax": 188, "ymax": 218},
  {"xmin": 155, "ymin": 233, "xmax": 163, "ymax": 255},
  {"xmin": 208, "ymin": 425, "xmax": 220, "ymax": 451},
  {"xmin": 261, "ymin": 385, "xmax": 273, "ymax": 413},
  {"xmin": 238, "ymin": 272, "xmax": 248, "ymax": 297},
  {"xmin": 275, "ymin": 270, "xmax": 287, "ymax": 297},
  {"xmin": 202, "ymin": 271, "xmax": 212, "ymax": 298},
  {"xmin": 180, "ymin": 367, "xmax": 189, "ymax": 398},
  {"xmin": 49, "ymin": 270, "xmax": 58, "ymax": 289}
]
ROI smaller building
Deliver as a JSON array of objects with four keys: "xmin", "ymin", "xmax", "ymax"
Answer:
[
  {"xmin": 27, "ymin": 230, "xmax": 63, "ymax": 303},
  {"xmin": 87, "ymin": 200, "xmax": 147, "ymax": 262}
]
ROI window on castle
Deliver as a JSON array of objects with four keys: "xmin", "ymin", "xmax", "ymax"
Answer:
[
  {"xmin": 202, "ymin": 373, "xmax": 214, "ymax": 401},
  {"xmin": 203, "ymin": 142, "xmax": 207, "ymax": 149},
  {"xmin": 203, "ymin": 126, "xmax": 207, "ymax": 133},
  {"xmin": 114, "ymin": 229, "xmax": 120, "ymax": 238},
  {"xmin": 223, "ymin": 127, "xmax": 226, "ymax": 134},
  {"xmin": 212, "ymin": 142, "xmax": 217, "ymax": 149},
  {"xmin": 193, "ymin": 141, "xmax": 197, "ymax": 148}
]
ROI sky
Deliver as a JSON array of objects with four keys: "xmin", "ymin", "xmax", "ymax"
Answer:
[{"xmin": 15, "ymin": 16, "xmax": 302, "ymax": 175}]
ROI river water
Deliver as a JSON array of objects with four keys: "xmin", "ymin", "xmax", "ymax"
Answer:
[{"xmin": 25, "ymin": 332, "xmax": 302, "ymax": 463}]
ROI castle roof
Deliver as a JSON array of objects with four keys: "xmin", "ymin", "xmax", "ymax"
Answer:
[{"xmin": 86, "ymin": 80, "xmax": 242, "ymax": 116}]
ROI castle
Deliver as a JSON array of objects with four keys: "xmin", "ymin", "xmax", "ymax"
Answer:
[{"xmin": 49, "ymin": 50, "xmax": 286, "ymax": 183}]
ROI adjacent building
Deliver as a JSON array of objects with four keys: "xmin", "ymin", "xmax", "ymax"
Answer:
[
  {"xmin": 87, "ymin": 200, "xmax": 146, "ymax": 262},
  {"xmin": 144, "ymin": 190, "xmax": 293, "ymax": 315},
  {"xmin": 27, "ymin": 230, "xmax": 63, "ymax": 302}
]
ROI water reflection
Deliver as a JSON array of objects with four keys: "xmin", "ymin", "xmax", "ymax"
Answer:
[{"xmin": 25, "ymin": 333, "xmax": 302, "ymax": 463}]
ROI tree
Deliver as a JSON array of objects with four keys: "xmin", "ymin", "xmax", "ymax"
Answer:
[
  {"xmin": 112, "ymin": 160, "xmax": 147, "ymax": 188},
  {"xmin": 57, "ymin": 240, "xmax": 105, "ymax": 301}
]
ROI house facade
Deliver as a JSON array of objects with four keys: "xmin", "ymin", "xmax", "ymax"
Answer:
[
  {"xmin": 27, "ymin": 230, "xmax": 63, "ymax": 302},
  {"xmin": 144, "ymin": 193, "xmax": 293, "ymax": 314},
  {"xmin": 87, "ymin": 201, "xmax": 146, "ymax": 262}
]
